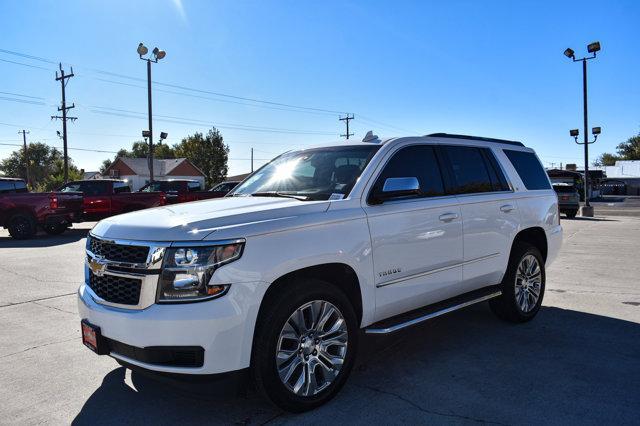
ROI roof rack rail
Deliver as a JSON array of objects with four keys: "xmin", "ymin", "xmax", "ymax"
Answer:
[{"xmin": 426, "ymin": 133, "xmax": 525, "ymax": 147}]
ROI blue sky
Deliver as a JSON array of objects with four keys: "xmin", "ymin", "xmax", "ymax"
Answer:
[{"xmin": 1, "ymin": 0, "xmax": 638, "ymax": 176}]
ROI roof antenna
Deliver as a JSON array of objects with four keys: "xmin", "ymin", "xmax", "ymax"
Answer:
[{"xmin": 362, "ymin": 130, "xmax": 379, "ymax": 143}]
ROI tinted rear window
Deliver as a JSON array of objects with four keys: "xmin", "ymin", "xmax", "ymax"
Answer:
[
  {"xmin": 553, "ymin": 185, "xmax": 576, "ymax": 194},
  {"xmin": 504, "ymin": 150, "xmax": 551, "ymax": 190}
]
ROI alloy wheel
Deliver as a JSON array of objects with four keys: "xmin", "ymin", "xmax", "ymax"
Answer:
[
  {"xmin": 276, "ymin": 300, "xmax": 348, "ymax": 397},
  {"xmin": 515, "ymin": 254, "xmax": 542, "ymax": 313}
]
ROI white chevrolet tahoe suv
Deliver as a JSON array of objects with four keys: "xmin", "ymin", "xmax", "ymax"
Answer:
[{"xmin": 78, "ymin": 133, "xmax": 562, "ymax": 412}]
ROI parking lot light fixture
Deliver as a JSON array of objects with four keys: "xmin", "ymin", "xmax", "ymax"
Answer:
[
  {"xmin": 138, "ymin": 42, "xmax": 166, "ymax": 182},
  {"xmin": 564, "ymin": 41, "xmax": 601, "ymax": 213},
  {"xmin": 587, "ymin": 42, "xmax": 601, "ymax": 54}
]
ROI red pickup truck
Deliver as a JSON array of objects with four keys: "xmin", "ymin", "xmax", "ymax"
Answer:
[
  {"xmin": 139, "ymin": 179, "xmax": 226, "ymax": 204},
  {"xmin": 0, "ymin": 178, "xmax": 84, "ymax": 239},
  {"xmin": 59, "ymin": 179, "xmax": 166, "ymax": 221}
]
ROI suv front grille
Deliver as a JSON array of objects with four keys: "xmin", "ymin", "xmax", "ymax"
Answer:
[
  {"xmin": 89, "ymin": 237, "xmax": 149, "ymax": 264},
  {"xmin": 88, "ymin": 273, "xmax": 142, "ymax": 305}
]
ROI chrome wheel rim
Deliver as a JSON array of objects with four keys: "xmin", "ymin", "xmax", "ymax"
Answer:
[
  {"xmin": 515, "ymin": 254, "xmax": 542, "ymax": 313},
  {"xmin": 276, "ymin": 300, "xmax": 348, "ymax": 397}
]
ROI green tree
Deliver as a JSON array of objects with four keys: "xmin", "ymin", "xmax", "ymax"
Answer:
[
  {"xmin": 0, "ymin": 142, "xmax": 71, "ymax": 189},
  {"xmin": 615, "ymin": 134, "xmax": 640, "ymax": 160},
  {"xmin": 36, "ymin": 158, "xmax": 83, "ymax": 191},
  {"xmin": 174, "ymin": 128, "xmax": 229, "ymax": 187},
  {"xmin": 593, "ymin": 153, "xmax": 620, "ymax": 167}
]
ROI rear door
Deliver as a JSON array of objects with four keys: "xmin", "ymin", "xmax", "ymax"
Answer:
[
  {"xmin": 362, "ymin": 144, "xmax": 464, "ymax": 321},
  {"xmin": 440, "ymin": 145, "xmax": 520, "ymax": 291}
]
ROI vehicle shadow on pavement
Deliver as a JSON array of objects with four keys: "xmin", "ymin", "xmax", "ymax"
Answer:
[
  {"xmin": 72, "ymin": 305, "xmax": 640, "ymax": 425},
  {"xmin": 0, "ymin": 228, "xmax": 88, "ymax": 248}
]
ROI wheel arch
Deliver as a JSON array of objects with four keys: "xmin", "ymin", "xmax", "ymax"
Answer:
[
  {"xmin": 2, "ymin": 207, "xmax": 37, "ymax": 228},
  {"xmin": 512, "ymin": 226, "xmax": 548, "ymax": 262},
  {"xmin": 255, "ymin": 263, "xmax": 363, "ymax": 329}
]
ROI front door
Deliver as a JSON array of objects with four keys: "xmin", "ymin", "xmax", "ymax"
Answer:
[{"xmin": 362, "ymin": 144, "xmax": 464, "ymax": 322}]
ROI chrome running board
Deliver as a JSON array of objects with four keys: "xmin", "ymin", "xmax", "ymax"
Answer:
[{"xmin": 365, "ymin": 289, "xmax": 502, "ymax": 334}]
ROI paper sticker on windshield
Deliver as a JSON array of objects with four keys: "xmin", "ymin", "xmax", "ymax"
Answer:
[{"xmin": 329, "ymin": 193, "xmax": 345, "ymax": 200}]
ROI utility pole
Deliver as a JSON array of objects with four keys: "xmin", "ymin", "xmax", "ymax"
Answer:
[
  {"xmin": 251, "ymin": 148, "xmax": 254, "ymax": 173},
  {"xmin": 340, "ymin": 114, "xmax": 354, "ymax": 139},
  {"xmin": 51, "ymin": 63, "xmax": 76, "ymax": 183},
  {"xmin": 18, "ymin": 130, "xmax": 29, "ymax": 185}
]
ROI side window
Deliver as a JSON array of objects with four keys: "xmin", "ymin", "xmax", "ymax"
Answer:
[
  {"xmin": 0, "ymin": 180, "xmax": 15, "ymax": 193},
  {"xmin": 444, "ymin": 146, "xmax": 494, "ymax": 194},
  {"xmin": 113, "ymin": 182, "xmax": 131, "ymax": 193},
  {"xmin": 187, "ymin": 181, "xmax": 201, "ymax": 192},
  {"xmin": 14, "ymin": 180, "xmax": 28, "ymax": 192},
  {"xmin": 481, "ymin": 149, "xmax": 510, "ymax": 191},
  {"xmin": 370, "ymin": 145, "xmax": 445, "ymax": 202},
  {"xmin": 503, "ymin": 150, "xmax": 551, "ymax": 190}
]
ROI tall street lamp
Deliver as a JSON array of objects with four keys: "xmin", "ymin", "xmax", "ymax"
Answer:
[
  {"xmin": 137, "ymin": 42, "xmax": 166, "ymax": 182},
  {"xmin": 563, "ymin": 41, "xmax": 601, "ymax": 217}
]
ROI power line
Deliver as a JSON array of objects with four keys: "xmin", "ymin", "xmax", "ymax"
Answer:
[
  {"xmin": 0, "ymin": 48, "xmax": 347, "ymax": 115},
  {"xmin": 1, "ymin": 49, "xmax": 412, "ymax": 136},
  {"xmin": 0, "ymin": 141, "xmax": 271, "ymax": 160}
]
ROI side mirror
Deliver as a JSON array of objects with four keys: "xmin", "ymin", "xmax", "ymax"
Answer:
[{"xmin": 371, "ymin": 177, "xmax": 421, "ymax": 204}]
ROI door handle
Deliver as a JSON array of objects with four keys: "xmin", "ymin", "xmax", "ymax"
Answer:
[
  {"xmin": 500, "ymin": 204, "xmax": 516, "ymax": 213},
  {"xmin": 439, "ymin": 212, "xmax": 459, "ymax": 222}
]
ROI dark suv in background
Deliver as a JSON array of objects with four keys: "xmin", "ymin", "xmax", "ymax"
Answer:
[{"xmin": 552, "ymin": 183, "xmax": 580, "ymax": 218}]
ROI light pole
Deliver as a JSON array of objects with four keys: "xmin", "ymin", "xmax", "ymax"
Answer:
[
  {"xmin": 137, "ymin": 42, "xmax": 166, "ymax": 182},
  {"xmin": 564, "ymin": 41, "xmax": 601, "ymax": 217}
]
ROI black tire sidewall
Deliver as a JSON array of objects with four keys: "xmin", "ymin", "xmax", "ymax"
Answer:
[
  {"xmin": 252, "ymin": 279, "xmax": 358, "ymax": 413},
  {"xmin": 8, "ymin": 214, "xmax": 36, "ymax": 239},
  {"xmin": 502, "ymin": 243, "xmax": 545, "ymax": 321}
]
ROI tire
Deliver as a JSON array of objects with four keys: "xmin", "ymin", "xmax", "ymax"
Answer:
[
  {"xmin": 44, "ymin": 223, "xmax": 68, "ymax": 235},
  {"xmin": 490, "ymin": 241, "xmax": 545, "ymax": 323},
  {"xmin": 7, "ymin": 213, "xmax": 37, "ymax": 239},
  {"xmin": 565, "ymin": 210, "xmax": 578, "ymax": 219},
  {"xmin": 252, "ymin": 278, "xmax": 358, "ymax": 412}
]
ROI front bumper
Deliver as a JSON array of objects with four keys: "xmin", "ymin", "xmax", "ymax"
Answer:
[{"xmin": 77, "ymin": 280, "xmax": 267, "ymax": 375}]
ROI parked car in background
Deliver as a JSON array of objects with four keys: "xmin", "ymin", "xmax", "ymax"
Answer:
[
  {"xmin": 1, "ymin": 177, "xmax": 83, "ymax": 239},
  {"xmin": 552, "ymin": 183, "xmax": 580, "ymax": 218},
  {"xmin": 139, "ymin": 179, "xmax": 221, "ymax": 204},
  {"xmin": 79, "ymin": 133, "xmax": 562, "ymax": 411},
  {"xmin": 209, "ymin": 180, "xmax": 241, "ymax": 196},
  {"xmin": 59, "ymin": 179, "xmax": 165, "ymax": 221}
]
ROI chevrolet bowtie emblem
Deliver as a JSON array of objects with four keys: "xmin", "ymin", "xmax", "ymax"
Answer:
[{"xmin": 89, "ymin": 258, "xmax": 107, "ymax": 277}]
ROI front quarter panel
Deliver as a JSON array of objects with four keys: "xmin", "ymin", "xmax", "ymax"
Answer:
[{"xmin": 210, "ymin": 204, "xmax": 376, "ymax": 327}]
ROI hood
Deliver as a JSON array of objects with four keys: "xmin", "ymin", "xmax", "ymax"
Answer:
[{"xmin": 91, "ymin": 196, "xmax": 331, "ymax": 242}]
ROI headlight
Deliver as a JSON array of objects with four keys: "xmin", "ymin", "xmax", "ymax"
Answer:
[{"xmin": 158, "ymin": 241, "xmax": 244, "ymax": 303}]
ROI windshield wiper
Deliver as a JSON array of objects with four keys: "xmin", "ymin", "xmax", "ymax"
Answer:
[{"xmin": 250, "ymin": 191, "xmax": 309, "ymax": 201}]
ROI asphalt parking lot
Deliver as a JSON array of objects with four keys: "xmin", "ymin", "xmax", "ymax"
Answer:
[{"xmin": 1, "ymin": 216, "xmax": 639, "ymax": 425}]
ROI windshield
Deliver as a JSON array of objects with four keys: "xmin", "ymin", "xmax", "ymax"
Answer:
[{"xmin": 231, "ymin": 145, "xmax": 380, "ymax": 200}]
